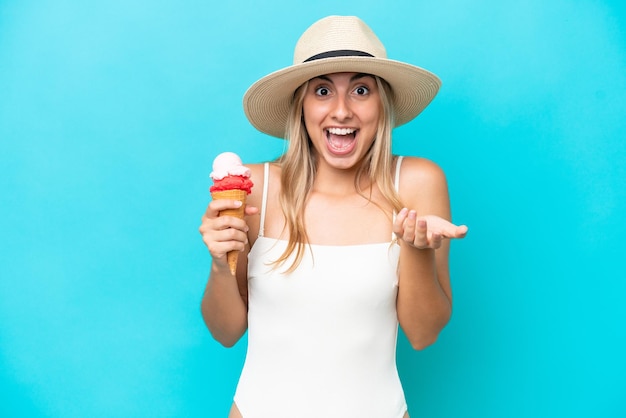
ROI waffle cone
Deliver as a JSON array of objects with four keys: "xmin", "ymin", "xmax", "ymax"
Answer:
[{"xmin": 211, "ymin": 189, "xmax": 247, "ymax": 275}]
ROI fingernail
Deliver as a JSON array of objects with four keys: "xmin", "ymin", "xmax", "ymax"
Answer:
[{"xmin": 234, "ymin": 200, "xmax": 243, "ymax": 207}]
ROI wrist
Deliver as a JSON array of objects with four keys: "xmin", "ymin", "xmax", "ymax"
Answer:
[{"xmin": 211, "ymin": 259, "xmax": 235, "ymax": 278}]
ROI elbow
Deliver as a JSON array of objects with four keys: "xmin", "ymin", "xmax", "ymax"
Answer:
[
  {"xmin": 204, "ymin": 321, "xmax": 243, "ymax": 348},
  {"xmin": 409, "ymin": 333, "xmax": 440, "ymax": 351},
  {"xmin": 200, "ymin": 303, "xmax": 245, "ymax": 348},
  {"xmin": 214, "ymin": 334, "xmax": 239, "ymax": 348},
  {"xmin": 407, "ymin": 307, "xmax": 452, "ymax": 351}
]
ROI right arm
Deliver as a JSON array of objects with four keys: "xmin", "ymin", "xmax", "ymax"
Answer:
[
  {"xmin": 199, "ymin": 199, "xmax": 255, "ymax": 347},
  {"xmin": 198, "ymin": 164, "xmax": 263, "ymax": 347}
]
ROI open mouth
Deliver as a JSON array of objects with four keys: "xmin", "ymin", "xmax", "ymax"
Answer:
[{"xmin": 325, "ymin": 127, "xmax": 357, "ymax": 154}]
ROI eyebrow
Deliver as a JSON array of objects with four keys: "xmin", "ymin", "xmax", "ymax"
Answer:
[
  {"xmin": 313, "ymin": 73, "xmax": 374, "ymax": 83},
  {"xmin": 351, "ymin": 73, "xmax": 374, "ymax": 82}
]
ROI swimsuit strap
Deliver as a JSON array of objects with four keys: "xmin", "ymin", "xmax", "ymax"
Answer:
[
  {"xmin": 394, "ymin": 156, "xmax": 404, "ymax": 193},
  {"xmin": 392, "ymin": 156, "xmax": 404, "ymax": 231},
  {"xmin": 258, "ymin": 162, "xmax": 270, "ymax": 237}
]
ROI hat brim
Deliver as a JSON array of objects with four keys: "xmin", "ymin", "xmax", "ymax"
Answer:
[{"xmin": 243, "ymin": 56, "xmax": 441, "ymax": 139}]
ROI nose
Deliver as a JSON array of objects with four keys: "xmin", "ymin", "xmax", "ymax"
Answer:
[{"xmin": 331, "ymin": 94, "xmax": 353, "ymax": 121}]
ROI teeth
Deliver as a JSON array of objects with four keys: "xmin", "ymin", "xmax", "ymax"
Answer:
[{"xmin": 327, "ymin": 127, "xmax": 356, "ymax": 135}]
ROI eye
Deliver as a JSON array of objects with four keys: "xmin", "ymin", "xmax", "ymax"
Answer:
[
  {"xmin": 315, "ymin": 86, "xmax": 331, "ymax": 96},
  {"xmin": 354, "ymin": 85, "xmax": 370, "ymax": 95}
]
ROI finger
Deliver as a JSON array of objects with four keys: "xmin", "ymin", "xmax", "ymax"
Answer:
[
  {"xmin": 205, "ymin": 199, "xmax": 243, "ymax": 217},
  {"xmin": 206, "ymin": 237, "xmax": 246, "ymax": 260},
  {"xmin": 244, "ymin": 205, "xmax": 260, "ymax": 216},
  {"xmin": 202, "ymin": 224, "xmax": 248, "ymax": 254},
  {"xmin": 441, "ymin": 224, "xmax": 469, "ymax": 239},
  {"xmin": 227, "ymin": 228, "xmax": 249, "ymax": 249},
  {"xmin": 402, "ymin": 210, "xmax": 417, "ymax": 243},
  {"xmin": 393, "ymin": 208, "xmax": 409, "ymax": 236},
  {"xmin": 199, "ymin": 212, "xmax": 250, "ymax": 242},
  {"xmin": 430, "ymin": 231, "xmax": 443, "ymax": 249},
  {"xmin": 456, "ymin": 225, "xmax": 469, "ymax": 238},
  {"xmin": 212, "ymin": 215, "xmax": 250, "ymax": 235},
  {"xmin": 412, "ymin": 217, "xmax": 428, "ymax": 248}
]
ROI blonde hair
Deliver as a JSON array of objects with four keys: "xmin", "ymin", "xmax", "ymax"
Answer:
[{"xmin": 273, "ymin": 75, "xmax": 404, "ymax": 272}]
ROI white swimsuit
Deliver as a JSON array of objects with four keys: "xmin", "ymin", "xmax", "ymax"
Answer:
[{"xmin": 233, "ymin": 158, "xmax": 407, "ymax": 418}]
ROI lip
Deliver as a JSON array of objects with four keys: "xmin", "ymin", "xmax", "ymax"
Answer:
[{"xmin": 325, "ymin": 128, "xmax": 358, "ymax": 155}]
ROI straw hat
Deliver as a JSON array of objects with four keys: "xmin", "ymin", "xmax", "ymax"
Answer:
[{"xmin": 243, "ymin": 15, "xmax": 441, "ymax": 139}]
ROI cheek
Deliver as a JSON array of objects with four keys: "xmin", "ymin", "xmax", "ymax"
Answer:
[
  {"xmin": 303, "ymin": 106, "xmax": 329, "ymax": 138},
  {"xmin": 302, "ymin": 106, "xmax": 315, "ymax": 127},
  {"xmin": 303, "ymin": 99, "xmax": 323, "ymax": 121},
  {"xmin": 366, "ymin": 103, "xmax": 383, "ymax": 123},
  {"xmin": 354, "ymin": 98, "xmax": 381, "ymax": 122}
]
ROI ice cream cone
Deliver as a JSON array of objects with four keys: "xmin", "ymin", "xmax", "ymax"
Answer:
[{"xmin": 210, "ymin": 189, "xmax": 247, "ymax": 275}]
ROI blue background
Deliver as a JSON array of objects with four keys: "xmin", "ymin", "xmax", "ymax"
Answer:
[{"xmin": 1, "ymin": 1, "xmax": 625, "ymax": 417}]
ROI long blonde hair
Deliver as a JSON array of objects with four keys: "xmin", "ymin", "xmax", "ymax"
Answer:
[{"xmin": 273, "ymin": 75, "xmax": 404, "ymax": 272}]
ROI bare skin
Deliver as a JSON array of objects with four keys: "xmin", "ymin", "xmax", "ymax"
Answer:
[{"xmin": 199, "ymin": 72, "xmax": 467, "ymax": 416}]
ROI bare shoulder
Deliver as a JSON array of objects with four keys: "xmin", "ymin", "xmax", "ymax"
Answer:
[
  {"xmin": 398, "ymin": 156, "xmax": 446, "ymax": 183},
  {"xmin": 245, "ymin": 162, "xmax": 282, "ymax": 205},
  {"xmin": 397, "ymin": 156, "xmax": 450, "ymax": 215},
  {"xmin": 246, "ymin": 163, "xmax": 265, "ymax": 209},
  {"xmin": 244, "ymin": 161, "xmax": 284, "ymax": 241}
]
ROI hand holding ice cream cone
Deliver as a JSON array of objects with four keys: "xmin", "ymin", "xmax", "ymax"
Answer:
[{"xmin": 209, "ymin": 152, "xmax": 254, "ymax": 275}]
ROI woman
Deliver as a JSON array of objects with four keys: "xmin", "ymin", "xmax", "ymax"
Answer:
[{"xmin": 199, "ymin": 16, "xmax": 467, "ymax": 418}]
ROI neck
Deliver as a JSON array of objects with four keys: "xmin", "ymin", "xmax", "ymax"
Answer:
[{"xmin": 312, "ymin": 160, "xmax": 373, "ymax": 196}]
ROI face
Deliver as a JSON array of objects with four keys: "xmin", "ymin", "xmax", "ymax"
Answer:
[{"xmin": 302, "ymin": 72, "xmax": 381, "ymax": 171}]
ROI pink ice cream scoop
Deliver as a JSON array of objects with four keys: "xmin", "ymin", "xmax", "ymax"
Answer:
[
  {"xmin": 209, "ymin": 152, "xmax": 253, "ymax": 194},
  {"xmin": 210, "ymin": 152, "xmax": 251, "ymax": 180}
]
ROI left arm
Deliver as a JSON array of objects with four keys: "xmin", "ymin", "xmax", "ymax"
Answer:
[{"xmin": 393, "ymin": 157, "xmax": 467, "ymax": 350}]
